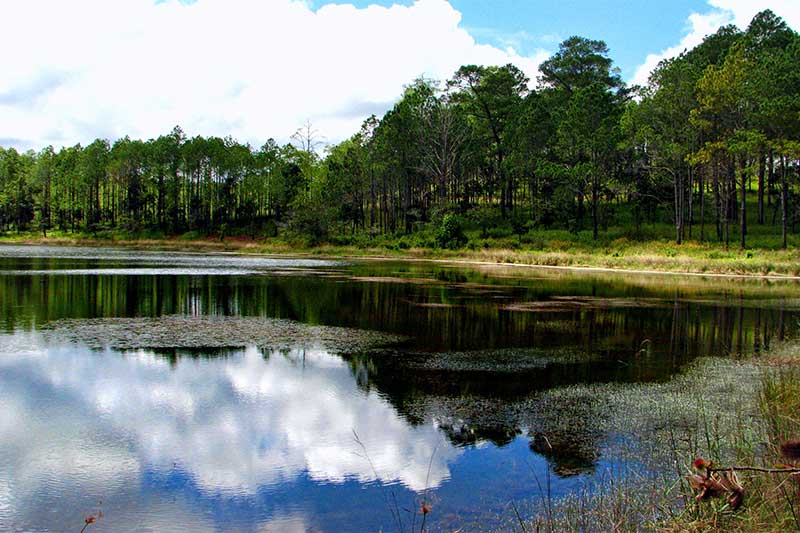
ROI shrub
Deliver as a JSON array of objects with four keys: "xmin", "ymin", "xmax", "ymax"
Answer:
[
  {"xmin": 467, "ymin": 205, "xmax": 502, "ymax": 238},
  {"xmin": 263, "ymin": 219, "xmax": 278, "ymax": 238},
  {"xmin": 486, "ymin": 226, "xmax": 513, "ymax": 239},
  {"xmin": 436, "ymin": 214, "xmax": 467, "ymax": 249}
]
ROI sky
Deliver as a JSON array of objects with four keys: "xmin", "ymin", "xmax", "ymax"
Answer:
[{"xmin": 0, "ymin": 0, "xmax": 798, "ymax": 152}]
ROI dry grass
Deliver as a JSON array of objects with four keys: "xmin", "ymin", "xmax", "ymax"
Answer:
[{"xmin": 4, "ymin": 230, "xmax": 800, "ymax": 277}]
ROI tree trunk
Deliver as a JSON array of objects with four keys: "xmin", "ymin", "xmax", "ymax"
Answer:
[
  {"xmin": 740, "ymin": 157, "xmax": 747, "ymax": 249},
  {"xmin": 728, "ymin": 160, "xmax": 737, "ymax": 223},
  {"xmin": 498, "ymin": 149, "xmax": 507, "ymax": 218},
  {"xmin": 781, "ymin": 154, "xmax": 788, "ymax": 249},
  {"xmin": 757, "ymin": 152, "xmax": 765, "ymax": 225},
  {"xmin": 767, "ymin": 149, "xmax": 774, "ymax": 208},
  {"xmin": 370, "ymin": 169, "xmax": 376, "ymax": 229},
  {"xmin": 592, "ymin": 175, "xmax": 599, "ymax": 240},
  {"xmin": 688, "ymin": 166, "xmax": 694, "ymax": 240},
  {"xmin": 699, "ymin": 170, "xmax": 705, "ymax": 242},
  {"xmin": 713, "ymin": 164, "xmax": 722, "ymax": 242},
  {"xmin": 674, "ymin": 168, "xmax": 683, "ymax": 244}
]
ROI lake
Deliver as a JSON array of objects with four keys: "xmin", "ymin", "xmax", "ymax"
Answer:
[{"xmin": 0, "ymin": 245, "xmax": 798, "ymax": 531}]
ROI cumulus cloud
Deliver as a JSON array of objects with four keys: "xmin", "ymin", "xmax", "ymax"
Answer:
[
  {"xmin": 1, "ymin": 342, "xmax": 458, "ymax": 500},
  {"xmin": 631, "ymin": 0, "xmax": 800, "ymax": 87},
  {"xmin": 0, "ymin": 0, "xmax": 547, "ymax": 151}
]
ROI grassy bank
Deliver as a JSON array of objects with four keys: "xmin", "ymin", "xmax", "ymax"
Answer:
[{"xmin": 2, "ymin": 226, "xmax": 800, "ymax": 278}]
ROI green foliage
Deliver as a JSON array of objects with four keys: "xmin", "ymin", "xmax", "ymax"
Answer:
[
  {"xmin": 436, "ymin": 214, "xmax": 467, "ymax": 249},
  {"xmin": 0, "ymin": 10, "xmax": 798, "ymax": 254},
  {"xmin": 466, "ymin": 205, "xmax": 502, "ymax": 238},
  {"xmin": 539, "ymin": 36, "xmax": 623, "ymax": 94}
]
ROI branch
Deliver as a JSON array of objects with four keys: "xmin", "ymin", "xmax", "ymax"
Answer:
[{"xmin": 708, "ymin": 466, "xmax": 800, "ymax": 474}]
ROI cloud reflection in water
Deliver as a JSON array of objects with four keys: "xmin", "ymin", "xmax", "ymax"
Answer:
[{"xmin": 0, "ymin": 335, "xmax": 458, "ymax": 530}]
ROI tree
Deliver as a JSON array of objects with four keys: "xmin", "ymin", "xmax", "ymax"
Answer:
[
  {"xmin": 449, "ymin": 64, "xmax": 527, "ymax": 217},
  {"xmin": 32, "ymin": 146, "xmax": 55, "ymax": 236},
  {"xmin": 0, "ymin": 147, "xmax": 35, "ymax": 231},
  {"xmin": 558, "ymin": 83, "xmax": 621, "ymax": 239},
  {"xmin": 80, "ymin": 139, "xmax": 110, "ymax": 231},
  {"xmin": 291, "ymin": 120, "xmax": 325, "ymax": 154},
  {"xmin": 629, "ymin": 55, "xmax": 702, "ymax": 244},
  {"xmin": 539, "ymin": 36, "xmax": 623, "ymax": 96},
  {"xmin": 417, "ymin": 84, "xmax": 469, "ymax": 207},
  {"xmin": 539, "ymin": 37, "xmax": 626, "ymax": 239}
]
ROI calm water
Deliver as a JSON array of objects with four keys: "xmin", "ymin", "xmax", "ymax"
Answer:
[{"xmin": 1, "ymin": 245, "xmax": 798, "ymax": 532}]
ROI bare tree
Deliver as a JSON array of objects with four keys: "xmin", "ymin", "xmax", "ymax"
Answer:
[
  {"xmin": 417, "ymin": 94, "xmax": 469, "ymax": 203},
  {"xmin": 291, "ymin": 120, "xmax": 325, "ymax": 154}
]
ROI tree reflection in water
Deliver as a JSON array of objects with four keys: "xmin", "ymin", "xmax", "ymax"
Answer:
[{"xmin": 1, "ymin": 247, "xmax": 798, "ymax": 530}]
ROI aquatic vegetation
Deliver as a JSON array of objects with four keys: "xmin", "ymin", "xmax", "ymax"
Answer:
[
  {"xmin": 501, "ymin": 296, "xmax": 670, "ymax": 313},
  {"xmin": 40, "ymin": 315, "xmax": 404, "ymax": 353},
  {"xmin": 401, "ymin": 346, "xmax": 597, "ymax": 373},
  {"xmin": 392, "ymin": 356, "xmax": 767, "ymax": 530},
  {"xmin": 493, "ymin": 349, "xmax": 800, "ymax": 532}
]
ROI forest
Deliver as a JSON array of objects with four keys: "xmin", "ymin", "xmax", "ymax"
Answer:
[{"xmin": 1, "ymin": 10, "xmax": 798, "ymax": 252}]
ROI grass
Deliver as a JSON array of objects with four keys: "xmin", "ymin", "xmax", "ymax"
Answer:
[
  {"xmin": 501, "ymin": 343, "xmax": 800, "ymax": 533},
  {"xmin": 2, "ymin": 224, "xmax": 800, "ymax": 278},
  {"xmin": 664, "ymin": 360, "xmax": 800, "ymax": 533},
  {"xmin": 3, "ymin": 192, "xmax": 800, "ymax": 276}
]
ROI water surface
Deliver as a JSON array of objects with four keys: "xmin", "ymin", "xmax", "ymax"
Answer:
[{"xmin": 0, "ymin": 245, "xmax": 797, "ymax": 531}]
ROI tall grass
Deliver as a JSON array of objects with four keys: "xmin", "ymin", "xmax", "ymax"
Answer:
[
  {"xmin": 500, "ymin": 346, "xmax": 800, "ymax": 533},
  {"xmin": 759, "ymin": 367, "xmax": 800, "ymax": 447},
  {"xmin": 665, "ymin": 365, "xmax": 800, "ymax": 533}
]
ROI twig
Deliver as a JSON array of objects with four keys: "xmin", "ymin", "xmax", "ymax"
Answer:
[
  {"xmin": 708, "ymin": 466, "xmax": 800, "ymax": 474},
  {"xmin": 510, "ymin": 499, "xmax": 529, "ymax": 533},
  {"xmin": 779, "ymin": 484, "xmax": 800, "ymax": 530},
  {"xmin": 353, "ymin": 430, "xmax": 404, "ymax": 533},
  {"xmin": 525, "ymin": 459, "xmax": 551, "ymax": 527},
  {"xmin": 543, "ymin": 436, "xmax": 553, "ymax": 530},
  {"xmin": 419, "ymin": 442, "xmax": 439, "ymax": 533}
]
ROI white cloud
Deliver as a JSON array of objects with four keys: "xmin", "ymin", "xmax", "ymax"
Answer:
[
  {"xmin": 631, "ymin": 0, "xmax": 800, "ymax": 87},
  {"xmin": 1, "ymin": 342, "xmax": 459, "ymax": 500},
  {"xmin": 0, "ymin": 0, "xmax": 547, "ymax": 150}
]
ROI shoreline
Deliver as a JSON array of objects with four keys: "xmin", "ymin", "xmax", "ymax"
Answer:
[{"xmin": 2, "ymin": 234, "xmax": 800, "ymax": 281}]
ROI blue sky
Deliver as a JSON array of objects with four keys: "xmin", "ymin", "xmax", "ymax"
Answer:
[
  {"xmin": 340, "ymin": 0, "xmax": 709, "ymax": 81},
  {"xmin": 1, "ymin": 0, "xmax": 798, "ymax": 150}
]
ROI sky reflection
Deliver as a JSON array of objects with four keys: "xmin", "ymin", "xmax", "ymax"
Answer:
[{"xmin": 0, "ymin": 335, "xmax": 458, "ymax": 531}]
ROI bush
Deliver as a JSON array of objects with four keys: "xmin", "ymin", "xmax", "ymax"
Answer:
[
  {"xmin": 262, "ymin": 219, "xmax": 278, "ymax": 238},
  {"xmin": 288, "ymin": 206, "xmax": 330, "ymax": 246},
  {"xmin": 520, "ymin": 232, "xmax": 546, "ymax": 250},
  {"xmin": 486, "ymin": 226, "xmax": 513, "ymax": 239},
  {"xmin": 436, "ymin": 214, "xmax": 467, "ymax": 249},
  {"xmin": 466, "ymin": 205, "xmax": 502, "ymax": 238},
  {"xmin": 179, "ymin": 230, "xmax": 205, "ymax": 241}
]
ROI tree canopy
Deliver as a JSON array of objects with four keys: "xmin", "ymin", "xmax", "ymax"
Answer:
[{"xmin": 1, "ymin": 10, "xmax": 798, "ymax": 250}]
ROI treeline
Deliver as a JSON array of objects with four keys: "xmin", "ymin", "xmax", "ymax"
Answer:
[
  {"xmin": 0, "ymin": 132, "xmax": 311, "ymax": 238},
  {"xmin": 1, "ymin": 10, "xmax": 798, "ymax": 248}
]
